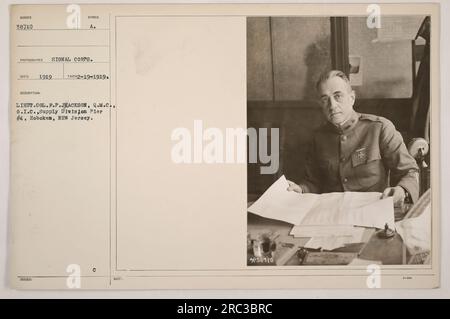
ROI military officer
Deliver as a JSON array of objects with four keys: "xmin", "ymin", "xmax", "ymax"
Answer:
[{"xmin": 287, "ymin": 70, "xmax": 419, "ymax": 206}]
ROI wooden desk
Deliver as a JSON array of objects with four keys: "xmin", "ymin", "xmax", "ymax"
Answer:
[
  {"xmin": 247, "ymin": 212, "xmax": 409, "ymax": 266},
  {"xmin": 247, "ymin": 188, "xmax": 432, "ymax": 266}
]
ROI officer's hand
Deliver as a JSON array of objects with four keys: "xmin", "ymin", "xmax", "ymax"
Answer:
[
  {"xmin": 287, "ymin": 180, "xmax": 303, "ymax": 193},
  {"xmin": 381, "ymin": 186, "xmax": 406, "ymax": 207}
]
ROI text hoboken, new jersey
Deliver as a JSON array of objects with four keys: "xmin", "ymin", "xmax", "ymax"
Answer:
[{"xmin": 171, "ymin": 120, "xmax": 279, "ymax": 174}]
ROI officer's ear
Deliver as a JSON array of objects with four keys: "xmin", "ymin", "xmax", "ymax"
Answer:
[{"xmin": 349, "ymin": 89, "xmax": 356, "ymax": 106}]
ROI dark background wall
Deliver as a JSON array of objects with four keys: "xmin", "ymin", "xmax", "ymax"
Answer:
[
  {"xmin": 247, "ymin": 17, "xmax": 331, "ymax": 101},
  {"xmin": 247, "ymin": 16, "xmax": 425, "ymax": 196}
]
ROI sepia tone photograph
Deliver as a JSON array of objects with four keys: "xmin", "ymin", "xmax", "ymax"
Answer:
[
  {"xmin": 247, "ymin": 15, "xmax": 432, "ymax": 266},
  {"xmin": 6, "ymin": 2, "xmax": 441, "ymax": 291}
]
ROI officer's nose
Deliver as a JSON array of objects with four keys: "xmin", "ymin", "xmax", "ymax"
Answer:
[{"xmin": 328, "ymin": 97, "xmax": 339, "ymax": 112}]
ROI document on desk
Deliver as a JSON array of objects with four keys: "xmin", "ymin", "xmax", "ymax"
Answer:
[
  {"xmin": 303, "ymin": 235, "xmax": 354, "ymax": 251},
  {"xmin": 396, "ymin": 189, "xmax": 432, "ymax": 254},
  {"xmin": 248, "ymin": 175, "xmax": 395, "ymax": 230},
  {"xmin": 7, "ymin": 3, "xmax": 439, "ymax": 290}
]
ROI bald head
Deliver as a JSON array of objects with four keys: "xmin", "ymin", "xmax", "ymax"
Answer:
[{"xmin": 315, "ymin": 70, "xmax": 352, "ymax": 93}]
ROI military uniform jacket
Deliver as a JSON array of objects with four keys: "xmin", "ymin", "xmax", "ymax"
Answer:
[{"xmin": 299, "ymin": 112, "xmax": 419, "ymax": 202}]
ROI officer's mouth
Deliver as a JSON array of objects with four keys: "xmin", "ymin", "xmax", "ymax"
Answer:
[{"xmin": 330, "ymin": 112, "xmax": 342, "ymax": 118}]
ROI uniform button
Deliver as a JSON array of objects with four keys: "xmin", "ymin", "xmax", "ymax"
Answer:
[
  {"xmin": 340, "ymin": 156, "xmax": 346, "ymax": 162},
  {"xmin": 341, "ymin": 135, "xmax": 347, "ymax": 142},
  {"xmin": 343, "ymin": 178, "xmax": 348, "ymax": 183}
]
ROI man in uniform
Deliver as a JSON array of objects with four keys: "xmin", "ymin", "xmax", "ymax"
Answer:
[{"xmin": 287, "ymin": 70, "xmax": 419, "ymax": 206}]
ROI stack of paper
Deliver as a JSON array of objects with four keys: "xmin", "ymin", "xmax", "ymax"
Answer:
[
  {"xmin": 248, "ymin": 175, "xmax": 395, "ymax": 229},
  {"xmin": 248, "ymin": 175, "xmax": 395, "ymax": 250},
  {"xmin": 290, "ymin": 225, "xmax": 367, "ymax": 250},
  {"xmin": 395, "ymin": 191, "xmax": 431, "ymax": 255},
  {"xmin": 289, "ymin": 225, "xmax": 365, "ymax": 238}
]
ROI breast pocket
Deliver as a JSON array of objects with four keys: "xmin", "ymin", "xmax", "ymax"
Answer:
[{"xmin": 351, "ymin": 148, "xmax": 383, "ymax": 189}]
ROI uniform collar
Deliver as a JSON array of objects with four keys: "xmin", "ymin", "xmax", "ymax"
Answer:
[{"xmin": 327, "ymin": 111, "xmax": 360, "ymax": 134}]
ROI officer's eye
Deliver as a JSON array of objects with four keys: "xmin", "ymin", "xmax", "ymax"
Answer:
[
  {"xmin": 334, "ymin": 93, "xmax": 343, "ymax": 102},
  {"xmin": 320, "ymin": 96, "xmax": 329, "ymax": 104}
]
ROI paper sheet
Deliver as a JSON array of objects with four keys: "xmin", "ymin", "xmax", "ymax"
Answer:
[
  {"xmin": 247, "ymin": 175, "xmax": 316, "ymax": 225},
  {"xmin": 248, "ymin": 175, "xmax": 395, "ymax": 229},
  {"xmin": 348, "ymin": 258, "xmax": 382, "ymax": 266},
  {"xmin": 396, "ymin": 202, "xmax": 431, "ymax": 254},
  {"xmin": 290, "ymin": 225, "xmax": 366, "ymax": 241},
  {"xmin": 304, "ymin": 236, "xmax": 354, "ymax": 251},
  {"xmin": 293, "ymin": 226, "xmax": 366, "ymax": 250}
]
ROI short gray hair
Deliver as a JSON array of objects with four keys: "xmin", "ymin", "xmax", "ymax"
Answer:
[{"xmin": 315, "ymin": 70, "xmax": 352, "ymax": 92}]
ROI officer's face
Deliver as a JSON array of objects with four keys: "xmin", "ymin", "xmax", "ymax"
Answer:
[{"xmin": 317, "ymin": 76, "xmax": 355, "ymax": 125}]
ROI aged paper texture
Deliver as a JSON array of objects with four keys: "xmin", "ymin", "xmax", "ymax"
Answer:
[{"xmin": 9, "ymin": 3, "xmax": 440, "ymax": 289}]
